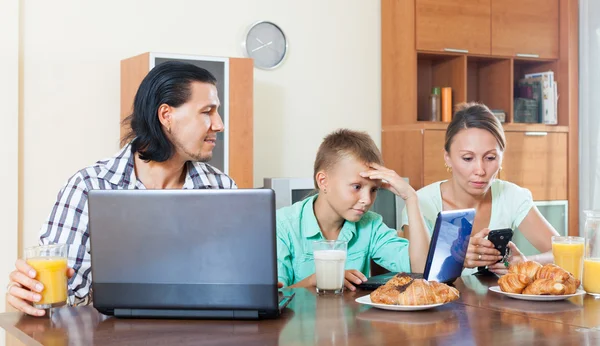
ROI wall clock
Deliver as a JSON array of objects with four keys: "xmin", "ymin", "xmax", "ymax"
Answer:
[{"xmin": 244, "ymin": 21, "xmax": 288, "ymax": 69}]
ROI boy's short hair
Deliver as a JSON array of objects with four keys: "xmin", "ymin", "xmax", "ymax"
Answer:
[{"xmin": 313, "ymin": 129, "xmax": 384, "ymax": 188}]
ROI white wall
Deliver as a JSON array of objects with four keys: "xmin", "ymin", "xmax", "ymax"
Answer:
[
  {"xmin": 16, "ymin": 1, "xmax": 381, "ymax": 253},
  {"xmin": 0, "ymin": 0, "xmax": 20, "ymax": 313}
]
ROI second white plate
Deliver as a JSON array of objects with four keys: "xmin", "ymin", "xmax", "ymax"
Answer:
[
  {"xmin": 355, "ymin": 294, "xmax": 449, "ymax": 311},
  {"xmin": 489, "ymin": 286, "xmax": 587, "ymax": 301}
]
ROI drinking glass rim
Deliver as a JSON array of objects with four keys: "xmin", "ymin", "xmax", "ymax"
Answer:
[
  {"xmin": 313, "ymin": 240, "xmax": 348, "ymax": 245},
  {"xmin": 551, "ymin": 236, "xmax": 584, "ymax": 243},
  {"xmin": 25, "ymin": 244, "xmax": 67, "ymax": 251}
]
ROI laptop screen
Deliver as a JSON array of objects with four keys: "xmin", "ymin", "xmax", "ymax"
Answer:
[{"xmin": 424, "ymin": 209, "xmax": 474, "ymax": 283}]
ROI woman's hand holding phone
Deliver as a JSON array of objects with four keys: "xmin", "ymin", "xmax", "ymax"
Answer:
[
  {"xmin": 488, "ymin": 242, "xmax": 527, "ymax": 275},
  {"xmin": 464, "ymin": 228, "xmax": 503, "ymax": 268}
]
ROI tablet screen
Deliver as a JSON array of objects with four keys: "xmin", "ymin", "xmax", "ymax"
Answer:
[{"xmin": 424, "ymin": 209, "xmax": 475, "ymax": 283}]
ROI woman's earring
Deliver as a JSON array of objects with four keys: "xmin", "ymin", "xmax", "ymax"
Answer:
[
  {"xmin": 499, "ymin": 166, "xmax": 503, "ymax": 171},
  {"xmin": 444, "ymin": 163, "xmax": 452, "ymax": 173},
  {"xmin": 323, "ymin": 188, "xmax": 327, "ymax": 194}
]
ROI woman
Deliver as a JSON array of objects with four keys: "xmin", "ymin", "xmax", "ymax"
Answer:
[
  {"xmin": 276, "ymin": 129, "xmax": 430, "ymax": 291},
  {"xmin": 400, "ymin": 102, "xmax": 559, "ymax": 275}
]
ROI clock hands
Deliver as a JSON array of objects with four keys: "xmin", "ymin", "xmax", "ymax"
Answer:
[{"xmin": 251, "ymin": 40, "xmax": 273, "ymax": 52}]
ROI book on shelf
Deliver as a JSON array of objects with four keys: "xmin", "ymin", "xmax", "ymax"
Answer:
[
  {"xmin": 523, "ymin": 71, "xmax": 557, "ymax": 125},
  {"xmin": 491, "ymin": 109, "xmax": 506, "ymax": 123},
  {"xmin": 516, "ymin": 78, "xmax": 542, "ymax": 123}
]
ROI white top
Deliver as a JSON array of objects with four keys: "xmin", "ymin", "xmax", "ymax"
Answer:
[{"xmin": 402, "ymin": 179, "xmax": 535, "ymax": 275}]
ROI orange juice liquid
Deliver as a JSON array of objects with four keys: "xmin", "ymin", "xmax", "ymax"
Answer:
[
  {"xmin": 583, "ymin": 258, "xmax": 600, "ymax": 294},
  {"xmin": 26, "ymin": 257, "xmax": 68, "ymax": 306},
  {"xmin": 552, "ymin": 242, "xmax": 584, "ymax": 280}
]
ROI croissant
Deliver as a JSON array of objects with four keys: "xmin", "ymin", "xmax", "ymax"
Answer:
[
  {"xmin": 429, "ymin": 281, "xmax": 460, "ymax": 303},
  {"xmin": 498, "ymin": 273, "xmax": 532, "ymax": 294},
  {"xmin": 385, "ymin": 272, "xmax": 414, "ymax": 287},
  {"xmin": 522, "ymin": 278, "xmax": 566, "ymax": 295},
  {"xmin": 508, "ymin": 261, "xmax": 543, "ymax": 281},
  {"xmin": 535, "ymin": 264, "xmax": 571, "ymax": 283},
  {"xmin": 370, "ymin": 273, "xmax": 459, "ymax": 305},
  {"xmin": 562, "ymin": 275, "xmax": 581, "ymax": 294}
]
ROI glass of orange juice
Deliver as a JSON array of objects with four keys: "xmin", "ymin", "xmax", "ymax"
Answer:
[
  {"xmin": 25, "ymin": 244, "xmax": 68, "ymax": 309},
  {"xmin": 552, "ymin": 236, "xmax": 584, "ymax": 281},
  {"xmin": 584, "ymin": 210, "xmax": 600, "ymax": 297}
]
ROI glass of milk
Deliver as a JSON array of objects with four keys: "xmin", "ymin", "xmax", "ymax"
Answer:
[{"xmin": 312, "ymin": 240, "xmax": 348, "ymax": 295}]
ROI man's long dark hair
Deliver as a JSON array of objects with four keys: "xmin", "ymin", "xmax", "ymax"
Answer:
[{"xmin": 121, "ymin": 61, "xmax": 217, "ymax": 162}]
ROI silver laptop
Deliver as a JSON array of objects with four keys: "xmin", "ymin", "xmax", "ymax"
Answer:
[{"xmin": 88, "ymin": 188, "xmax": 293, "ymax": 319}]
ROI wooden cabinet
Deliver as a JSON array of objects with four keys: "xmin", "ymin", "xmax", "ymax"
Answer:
[
  {"xmin": 500, "ymin": 132, "xmax": 567, "ymax": 200},
  {"xmin": 382, "ymin": 0, "xmax": 578, "ymax": 234},
  {"xmin": 423, "ymin": 130, "xmax": 448, "ymax": 186},
  {"xmin": 491, "ymin": 0, "xmax": 559, "ymax": 59},
  {"xmin": 416, "ymin": 0, "xmax": 491, "ymax": 55},
  {"xmin": 382, "ymin": 129, "xmax": 448, "ymax": 190},
  {"xmin": 382, "ymin": 129, "xmax": 424, "ymax": 189},
  {"xmin": 467, "ymin": 57, "xmax": 512, "ymax": 121},
  {"xmin": 417, "ymin": 53, "xmax": 467, "ymax": 121},
  {"xmin": 384, "ymin": 128, "xmax": 569, "ymax": 198}
]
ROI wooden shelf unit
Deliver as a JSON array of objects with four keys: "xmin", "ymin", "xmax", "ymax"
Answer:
[
  {"xmin": 382, "ymin": 0, "xmax": 579, "ymax": 235},
  {"xmin": 467, "ymin": 56, "xmax": 512, "ymax": 122},
  {"xmin": 415, "ymin": 53, "xmax": 562, "ymax": 126},
  {"xmin": 416, "ymin": 53, "xmax": 466, "ymax": 121}
]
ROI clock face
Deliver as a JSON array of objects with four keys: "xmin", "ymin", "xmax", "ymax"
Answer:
[{"xmin": 245, "ymin": 21, "xmax": 287, "ymax": 69}]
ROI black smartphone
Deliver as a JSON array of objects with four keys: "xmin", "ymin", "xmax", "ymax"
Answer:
[{"xmin": 488, "ymin": 228, "xmax": 513, "ymax": 263}]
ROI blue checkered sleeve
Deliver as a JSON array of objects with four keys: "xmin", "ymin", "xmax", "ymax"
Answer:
[{"xmin": 39, "ymin": 171, "xmax": 94, "ymax": 306}]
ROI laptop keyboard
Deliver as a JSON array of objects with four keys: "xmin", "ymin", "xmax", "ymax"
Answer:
[{"xmin": 278, "ymin": 291, "xmax": 295, "ymax": 311}]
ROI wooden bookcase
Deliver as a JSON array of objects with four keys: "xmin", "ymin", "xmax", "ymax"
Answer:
[
  {"xmin": 382, "ymin": 0, "xmax": 579, "ymax": 235},
  {"xmin": 120, "ymin": 52, "xmax": 254, "ymax": 188}
]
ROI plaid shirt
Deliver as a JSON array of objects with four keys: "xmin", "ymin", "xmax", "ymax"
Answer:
[{"xmin": 39, "ymin": 143, "xmax": 237, "ymax": 306}]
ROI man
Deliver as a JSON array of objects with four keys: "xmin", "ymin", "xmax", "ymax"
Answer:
[{"xmin": 7, "ymin": 61, "xmax": 236, "ymax": 316}]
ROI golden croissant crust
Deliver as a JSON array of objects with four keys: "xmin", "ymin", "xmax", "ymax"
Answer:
[
  {"xmin": 498, "ymin": 273, "xmax": 532, "ymax": 294},
  {"xmin": 500, "ymin": 261, "xmax": 580, "ymax": 295},
  {"xmin": 370, "ymin": 273, "xmax": 459, "ymax": 306},
  {"xmin": 535, "ymin": 264, "xmax": 571, "ymax": 283},
  {"xmin": 562, "ymin": 275, "xmax": 581, "ymax": 294},
  {"xmin": 508, "ymin": 261, "xmax": 543, "ymax": 281},
  {"xmin": 522, "ymin": 278, "xmax": 566, "ymax": 295}
]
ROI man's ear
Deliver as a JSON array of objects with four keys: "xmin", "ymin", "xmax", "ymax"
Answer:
[
  {"xmin": 157, "ymin": 104, "xmax": 172, "ymax": 130},
  {"xmin": 315, "ymin": 171, "xmax": 328, "ymax": 192}
]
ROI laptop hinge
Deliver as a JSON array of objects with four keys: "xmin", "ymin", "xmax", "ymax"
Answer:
[{"xmin": 114, "ymin": 309, "xmax": 259, "ymax": 320}]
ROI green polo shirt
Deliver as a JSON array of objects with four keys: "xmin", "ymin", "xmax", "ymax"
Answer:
[{"xmin": 276, "ymin": 194, "xmax": 411, "ymax": 286}]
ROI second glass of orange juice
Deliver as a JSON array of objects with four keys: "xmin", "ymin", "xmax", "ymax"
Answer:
[
  {"xmin": 584, "ymin": 210, "xmax": 600, "ymax": 297},
  {"xmin": 552, "ymin": 236, "xmax": 584, "ymax": 281},
  {"xmin": 25, "ymin": 244, "xmax": 68, "ymax": 309}
]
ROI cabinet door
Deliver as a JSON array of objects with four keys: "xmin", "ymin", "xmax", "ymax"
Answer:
[
  {"xmin": 423, "ymin": 130, "xmax": 449, "ymax": 186},
  {"xmin": 382, "ymin": 129, "xmax": 424, "ymax": 189},
  {"xmin": 491, "ymin": 0, "xmax": 559, "ymax": 59},
  {"xmin": 416, "ymin": 0, "xmax": 491, "ymax": 55},
  {"xmin": 501, "ymin": 132, "xmax": 567, "ymax": 200}
]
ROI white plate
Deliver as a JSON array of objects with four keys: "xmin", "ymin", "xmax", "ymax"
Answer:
[
  {"xmin": 355, "ymin": 294, "xmax": 448, "ymax": 311},
  {"xmin": 489, "ymin": 286, "xmax": 587, "ymax": 301}
]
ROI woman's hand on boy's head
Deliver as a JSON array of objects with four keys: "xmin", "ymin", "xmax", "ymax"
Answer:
[{"xmin": 359, "ymin": 163, "xmax": 416, "ymax": 201}]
